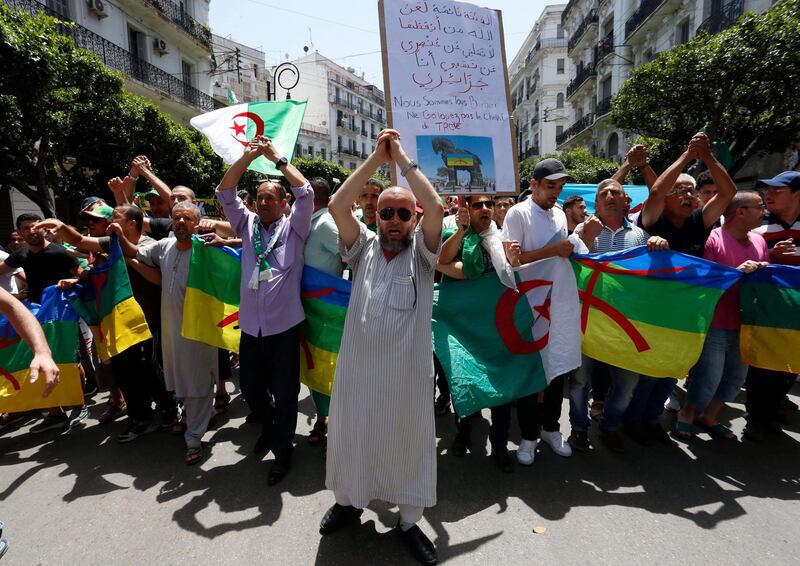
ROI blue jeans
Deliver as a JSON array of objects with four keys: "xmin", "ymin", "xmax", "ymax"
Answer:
[
  {"xmin": 570, "ymin": 356, "xmax": 639, "ymax": 432},
  {"xmin": 625, "ymin": 377, "xmax": 676, "ymax": 426},
  {"xmin": 687, "ymin": 328, "xmax": 748, "ymax": 409}
]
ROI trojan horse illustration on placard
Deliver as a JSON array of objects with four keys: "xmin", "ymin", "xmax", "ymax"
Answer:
[{"xmin": 431, "ymin": 137, "xmax": 484, "ymax": 189}]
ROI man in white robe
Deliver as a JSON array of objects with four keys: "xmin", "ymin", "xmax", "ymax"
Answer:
[{"xmin": 320, "ymin": 129, "xmax": 443, "ymax": 566}]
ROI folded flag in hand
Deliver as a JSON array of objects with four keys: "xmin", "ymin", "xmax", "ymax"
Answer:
[
  {"xmin": 740, "ymin": 264, "xmax": 800, "ymax": 373},
  {"xmin": 182, "ymin": 238, "xmax": 242, "ymax": 353},
  {"xmin": 0, "ymin": 287, "xmax": 83, "ymax": 412},
  {"xmin": 190, "ymin": 100, "xmax": 307, "ymax": 177},
  {"xmin": 67, "ymin": 235, "xmax": 151, "ymax": 362}
]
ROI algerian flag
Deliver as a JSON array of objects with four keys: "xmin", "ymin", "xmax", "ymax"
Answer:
[
  {"xmin": 190, "ymin": 100, "xmax": 307, "ymax": 177},
  {"xmin": 226, "ymin": 88, "xmax": 238, "ymax": 105}
]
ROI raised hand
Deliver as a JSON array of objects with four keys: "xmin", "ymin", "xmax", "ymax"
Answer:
[
  {"xmin": 503, "ymin": 239, "xmax": 521, "ymax": 267},
  {"xmin": 582, "ymin": 215, "xmax": 604, "ymax": 242},
  {"xmin": 108, "ymin": 176, "xmax": 125, "ymax": 193},
  {"xmin": 455, "ymin": 200, "xmax": 470, "ymax": 232},
  {"xmin": 32, "ymin": 219, "xmax": 64, "ymax": 233},
  {"xmin": 626, "ymin": 144, "xmax": 648, "ymax": 168}
]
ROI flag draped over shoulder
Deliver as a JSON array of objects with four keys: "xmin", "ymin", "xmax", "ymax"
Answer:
[
  {"xmin": 740, "ymin": 264, "xmax": 800, "ymax": 373},
  {"xmin": 571, "ymin": 247, "xmax": 740, "ymax": 378},
  {"xmin": 299, "ymin": 266, "xmax": 350, "ymax": 396},
  {"xmin": 433, "ymin": 257, "xmax": 581, "ymax": 418},
  {"xmin": 182, "ymin": 238, "xmax": 242, "ymax": 353},
  {"xmin": 0, "ymin": 287, "xmax": 82, "ymax": 412},
  {"xmin": 190, "ymin": 100, "xmax": 306, "ymax": 177},
  {"xmin": 67, "ymin": 235, "xmax": 151, "ymax": 362}
]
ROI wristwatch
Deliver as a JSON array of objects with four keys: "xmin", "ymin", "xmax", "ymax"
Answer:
[
  {"xmin": 400, "ymin": 160, "xmax": 419, "ymax": 177},
  {"xmin": 275, "ymin": 157, "xmax": 289, "ymax": 169}
]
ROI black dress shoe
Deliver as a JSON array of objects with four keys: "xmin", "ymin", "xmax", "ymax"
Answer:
[
  {"xmin": 253, "ymin": 434, "xmax": 272, "ymax": 455},
  {"xmin": 396, "ymin": 523, "xmax": 437, "ymax": 565},
  {"xmin": 319, "ymin": 503, "xmax": 363, "ymax": 535},
  {"xmin": 267, "ymin": 458, "xmax": 291, "ymax": 486},
  {"xmin": 492, "ymin": 448, "xmax": 514, "ymax": 473}
]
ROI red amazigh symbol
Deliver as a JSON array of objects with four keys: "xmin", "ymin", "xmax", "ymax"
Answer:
[
  {"xmin": 0, "ymin": 367, "xmax": 21, "ymax": 391},
  {"xmin": 217, "ymin": 311, "xmax": 239, "ymax": 328},
  {"xmin": 0, "ymin": 323, "xmax": 21, "ymax": 350},
  {"xmin": 576, "ymin": 258, "xmax": 687, "ymax": 353},
  {"xmin": 495, "ymin": 280, "xmax": 553, "ymax": 355},
  {"xmin": 299, "ymin": 335, "xmax": 315, "ymax": 370},
  {"xmin": 89, "ymin": 271, "xmax": 108, "ymax": 343},
  {"xmin": 230, "ymin": 111, "xmax": 265, "ymax": 147}
]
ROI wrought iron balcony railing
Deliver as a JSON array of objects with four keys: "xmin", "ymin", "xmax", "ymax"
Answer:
[
  {"xmin": 566, "ymin": 61, "xmax": 597, "ymax": 98},
  {"xmin": 625, "ymin": 0, "xmax": 666, "ymax": 39},
  {"xmin": 568, "ymin": 9, "xmax": 598, "ymax": 53},
  {"xmin": 142, "ymin": 0, "xmax": 211, "ymax": 49},
  {"xmin": 557, "ymin": 113, "xmax": 594, "ymax": 145},
  {"xmin": 3, "ymin": 0, "xmax": 222, "ymax": 112}
]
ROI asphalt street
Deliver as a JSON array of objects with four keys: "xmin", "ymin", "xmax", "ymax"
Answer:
[{"xmin": 1, "ymin": 379, "xmax": 799, "ymax": 565}]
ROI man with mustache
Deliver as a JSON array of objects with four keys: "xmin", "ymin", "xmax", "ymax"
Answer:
[{"xmin": 319, "ymin": 129, "xmax": 443, "ymax": 566}]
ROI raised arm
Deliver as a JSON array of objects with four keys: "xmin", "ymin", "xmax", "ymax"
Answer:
[
  {"xmin": 387, "ymin": 133, "xmax": 443, "ymax": 252},
  {"xmin": 612, "ymin": 144, "xmax": 658, "ymax": 189},
  {"xmin": 698, "ymin": 139, "xmax": 737, "ymax": 228},
  {"xmin": 640, "ymin": 133, "xmax": 704, "ymax": 230},
  {"xmin": 0, "ymin": 287, "xmax": 60, "ymax": 397},
  {"xmin": 32, "ymin": 219, "xmax": 105, "ymax": 254},
  {"xmin": 137, "ymin": 156, "xmax": 172, "ymax": 203},
  {"xmin": 329, "ymin": 141, "xmax": 391, "ymax": 249}
]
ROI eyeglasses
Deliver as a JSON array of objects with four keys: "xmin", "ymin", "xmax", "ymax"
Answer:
[
  {"xmin": 470, "ymin": 201, "xmax": 495, "ymax": 210},
  {"xmin": 378, "ymin": 207, "xmax": 413, "ymax": 221},
  {"xmin": 666, "ymin": 188, "xmax": 699, "ymax": 197}
]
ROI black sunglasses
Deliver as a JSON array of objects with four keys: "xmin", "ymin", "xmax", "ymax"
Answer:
[
  {"xmin": 378, "ymin": 207, "xmax": 413, "ymax": 222},
  {"xmin": 470, "ymin": 201, "xmax": 495, "ymax": 210}
]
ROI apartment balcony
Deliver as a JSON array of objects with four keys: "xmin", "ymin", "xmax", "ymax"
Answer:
[
  {"xmin": 596, "ymin": 31, "xmax": 614, "ymax": 63},
  {"xmin": 519, "ymin": 145, "xmax": 540, "ymax": 161},
  {"xmin": 557, "ymin": 113, "xmax": 595, "ymax": 146},
  {"xmin": 566, "ymin": 61, "xmax": 597, "ymax": 100},
  {"xmin": 568, "ymin": 9, "xmax": 599, "ymax": 55},
  {"xmin": 596, "ymin": 96, "xmax": 612, "ymax": 119},
  {"xmin": 625, "ymin": 0, "xmax": 683, "ymax": 42},
  {"xmin": 140, "ymin": 0, "xmax": 211, "ymax": 50},
  {"xmin": 524, "ymin": 37, "xmax": 568, "ymax": 66},
  {"xmin": 4, "ymin": 0, "xmax": 222, "ymax": 112},
  {"xmin": 696, "ymin": 0, "xmax": 743, "ymax": 35}
]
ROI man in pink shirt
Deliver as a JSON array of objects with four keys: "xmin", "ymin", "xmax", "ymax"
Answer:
[{"xmin": 673, "ymin": 191, "xmax": 769, "ymax": 440}]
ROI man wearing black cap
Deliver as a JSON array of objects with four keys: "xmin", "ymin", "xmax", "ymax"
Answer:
[
  {"xmin": 501, "ymin": 158, "xmax": 577, "ymax": 464},
  {"xmin": 744, "ymin": 171, "xmax": 800, "ymax": 441}
]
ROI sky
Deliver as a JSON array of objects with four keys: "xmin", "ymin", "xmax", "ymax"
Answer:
[{"xmin": 209, "ymin": 0, "xmax": 552, "ymax": 89}]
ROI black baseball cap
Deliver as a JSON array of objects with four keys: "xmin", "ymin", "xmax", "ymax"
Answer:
[
  {"xmin": 80, "ymin": 196, "xmax": 105, "ymax": 210},
  {"xmin": 532, "ymin": 158, "xmax": 571, "ymax": 181}
]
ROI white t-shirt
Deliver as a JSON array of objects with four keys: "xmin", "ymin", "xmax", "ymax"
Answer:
[
  {"xmin": 501, "ymin": 198, "xmax": 568, "ymax": 251},
  {"xmin": 0, "ymin": 250, "xmax": 21, "ymax": 294}
]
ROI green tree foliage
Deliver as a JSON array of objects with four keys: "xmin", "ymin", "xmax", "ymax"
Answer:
[
  {"xmin": 612, "ymin": 0, "xmax": 800, "ymax": 175},
  {"xmin": 0, "ymin": 5, "xmax": 222, "ymax": 217},
  {"xmin": 519, "ymin": 147, "xmax": 619, "ymax": 189}
]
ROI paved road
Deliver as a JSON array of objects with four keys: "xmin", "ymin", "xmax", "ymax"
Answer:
[{"xmin": 1, "ymin": 381, "xmax": 799, "ymax": 565}]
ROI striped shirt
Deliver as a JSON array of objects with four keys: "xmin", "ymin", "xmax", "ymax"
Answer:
[
  {"xmin": 753, "ymin": 211, "xmax": 800, "ymax": 266},
  {"xmin": 577, "ymin": 218, "xmax": 650, "ymax": 253}
]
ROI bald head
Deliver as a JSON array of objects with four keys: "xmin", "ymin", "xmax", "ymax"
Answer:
[{"xmin": 377, "ymin": 186, "xmax": 415, "ymax": 209}]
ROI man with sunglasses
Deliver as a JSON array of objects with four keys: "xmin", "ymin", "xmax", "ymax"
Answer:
[
  {"xmin": 501, "ymin": 158, "xmax": 576, "ymax": 465},
  {"xmin": 744, "ymin": 171, "xmax": 800, "ymax": 440},
  {"xmin": 437, "ymin": 194, "xmax": 516, "ymax": 472},
  {"xmin": 216, "ymin": 135, "xmax": 313, "ymax": 485},
  {"xmin": 320, "ymin": 129, "xmax": 442, "ymax": 566}
]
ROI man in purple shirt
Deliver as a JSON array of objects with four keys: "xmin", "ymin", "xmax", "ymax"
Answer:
[{"xmin": 216, "ymin": 135, "xmax": 313, "ymax": 485}]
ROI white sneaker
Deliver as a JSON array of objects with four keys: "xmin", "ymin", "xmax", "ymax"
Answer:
[
  {"xmin": 540, "ymin": 430, "xmax": 572, "ymax": 457},
  {"xmin": 516, "ymin": 439, "xmax": 538, "ymax": 465},
  {"xmin": 664, "ymin": 393, "xmax": 681, "ymax": 413}
]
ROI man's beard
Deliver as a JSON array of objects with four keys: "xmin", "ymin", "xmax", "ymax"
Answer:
[{"xmin": 378, "ymin": 224, "xmax": 412, "ymax": 252}]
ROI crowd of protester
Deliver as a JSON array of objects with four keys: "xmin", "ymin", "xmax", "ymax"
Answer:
[{"xmin": 0, "ymin": 129, "xmax": 798, "ymax": 565}]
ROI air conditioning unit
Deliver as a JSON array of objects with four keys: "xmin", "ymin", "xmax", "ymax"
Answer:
[
  {"xmin": 152, "ymin": 38, "xmax": 168, "ymax": 55},
  {"xmin": 86, "ymin": 0, "xmax": 108, "ymax": 18}
]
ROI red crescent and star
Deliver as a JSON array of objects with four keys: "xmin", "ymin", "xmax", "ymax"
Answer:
[{"xmin": 229, "ymin": 111, "xmax": 265, "ymax": 147}]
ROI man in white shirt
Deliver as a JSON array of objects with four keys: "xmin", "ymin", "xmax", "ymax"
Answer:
[{"xmin": 501, "ymin": 158, "xmax": 576, "ymax": 465}]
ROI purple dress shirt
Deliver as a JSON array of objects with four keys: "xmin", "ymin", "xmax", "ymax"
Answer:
[{"xmin": 216, "ymin": 182, "xmax": 313, "ymax": 337}]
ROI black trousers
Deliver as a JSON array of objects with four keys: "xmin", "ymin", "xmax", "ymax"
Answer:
[
  {"xmin": 239, "ymin": 325, "xmax": 301, "ymax": 460},
  {"xmin": 456, "ymin": 403, "xmax": 512, "ymax": 450},
  {"xmin": 110, "ymin": 338, "xmax": 174, "ymax": 422},
  {"xmin": 745, "ymin": 367, "xmax": 796, "ymax": 425},
  {"xmin": 517, "ymin": 372, "xmax": 569, "ymax": 441}
]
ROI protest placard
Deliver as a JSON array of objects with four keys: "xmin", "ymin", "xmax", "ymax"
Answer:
[{"xmin": 379, "ymin": 0, "xmax": 518, "ymax": 195}]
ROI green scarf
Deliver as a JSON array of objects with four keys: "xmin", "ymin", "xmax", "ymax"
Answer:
[
  {"xmin": 442, "ymin": 225, "xmax": 485, "ymax": 279},
  {"xmin": 248, "ymin": 216, "xmax": 284, "ymax": 290}
]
